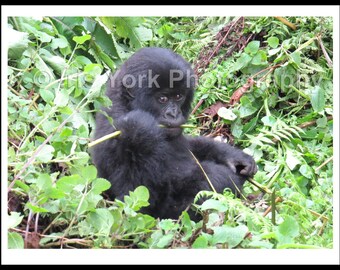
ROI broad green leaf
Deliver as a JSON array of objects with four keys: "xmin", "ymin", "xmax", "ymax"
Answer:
[
  {"xmin": 309, "ymin": 86, "xmax": 325, "ymax": 112},
  {"xmin": 60, "ymin": 127, "xmax": 73, "ymax": 138},
  {"xmin": 26, "ymin": 202, "xmax": 49, "ymax": 213},
  {"xmin": 200, "ymin": 199, "xmax": 228, "ymax": 212},
  {"xmin": 40, "ymin": 48, "xmax": 68, "ymax": 75},
  {"xmin": 87, "ymin": 208, "xmax": 114, "ymax": 236},
  {"xmin": 92, "ymin": 23, "xmax": 119, "ymax": 58},
  {"xmin": 156, "ymin": 234, "xmax": 174, "ymax": 248},
  {"xmin": 268, "ymin": 47, "xmax": 281, "ymax": 56},
  {"xmin": 286, "ymin": 149, "xmax": 301, "ymax": 170},
  {"xmin": 73, "ymin": 34, "xmax": 91, "ymax": 45},
  {"xmin": 91, "ymin": 177, "xmax": 111, "ymax": 194},
  {"xmin": 36, "ymin": 173, "xmax": 53, "ymax": 192},
  {"xmin": 135, "ymin": 26, "xmax": 153, "ymax": 42},
  {"xmin": 8, "ymin": 212, "xmax": 24, "ymax": 229},
  {"xmin": 211, "ymin": 225, "xmax": 248, "ymax": 248},
  {"xmin": 104, "ymin": 17, "xmax": 146, "ymax": 48},
  {"xmin": 56, "ymin": 175, "xmax": 82, "ymax": 193},
  {"xmin": 251, "ymin": 50, "xmax": 267, "ymax": 65},
  {"xmin": 299, "ymin": 164, "xmax": 313, "ymax": 179},
  {"xmin": 50, "ymin": 37, "xmax": 69, "ymax": 49},
  {"xmin": 218, "ymin": 107, "xmax": 237, "ymax": 121},
  {"xmin": 239, "ymin": 96, "xmax": 257, "ymax": 118},
  {"xmin": 133, "ymin": 186, "xmax": 150, "ymax": 202},
  {"xmin": 159, "ymin": 219, "xmax": 177, "ymax": 231},
  {"xmin": 87, "ymin": 70, "xmax": 110, "ymax": 99},
  {"xmin": 232, "ymin": 53, "xmax": 252, "ymax": 72},
  {"xmin": 81, "ymin": 165, "xmax": 97, "ymax": 181},
  {"xmin": 244, "ymin": 40, "xmax": 260, "ymax": 55},
  {"xmin": 261, "ymin": 115, "xmax": 276, "ymax": 126},
  {"xmin": 22, "ymin": 22, "xmax": 53, "ymax": 43},
  {"xmin": 36, "ymin": 145, "xmax": 55, "ymax": 163},
  {"xmin": 49, "ymin": 17, "xmax": 77, "ymax": 49},
  {"xmin": 8, "ymin": 232, "xmax": 24, "ymax": 249},
  {"xmin": 39, "ymin": 89, "xmax": 54, "ymax": 103},
  {"xmin": 54, "ymin": 89, "xmax": 69, "ymax": 107},
  {"xmin": 277, "ymin": 216, "xmax": 299, "ymax": 244},
  {"xmin": 8, "ymin": 27, "xmax": 29, "ymax": 60},
  {"xmin": 267, "ymin": 37, "xmax": 279, "ymax": 48},
  {"xmin": 14, "ymin": 180, "xmax": 30, "ymax": 192},
  {"xmin": 192, "ymin": 235, "xmax": 209, "ymax": 248},
  {"xmin": 290, "ymin": 51, "xmax": 301, "ymax": 66},
  {"xmin": 242, "ymin": 116, "xmax": 258, "ymax": 134}
]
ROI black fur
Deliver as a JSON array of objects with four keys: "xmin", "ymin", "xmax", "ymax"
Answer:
[{"xmin": 91, "ymin": 47, "xmax": 257, "ymax": 219}]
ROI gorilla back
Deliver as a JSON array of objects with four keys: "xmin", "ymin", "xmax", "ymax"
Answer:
[{"xmin": 91, "ymin": 47, "xmax": 257, "ymax": 219}]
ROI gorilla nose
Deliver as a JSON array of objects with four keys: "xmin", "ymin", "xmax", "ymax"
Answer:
[{"xmin": 165, "ymin": 107, "xmax": 178, "ymax": 119}]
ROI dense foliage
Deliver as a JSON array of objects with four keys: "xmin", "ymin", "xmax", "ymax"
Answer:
[{"xmin": 7, "ymin": 16, "xmax": 333, "ymax": 249}]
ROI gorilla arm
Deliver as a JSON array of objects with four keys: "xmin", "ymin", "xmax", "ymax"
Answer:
[{"xmin": 187, "ymin": 136, "xmax": 257, "ymax": 177}]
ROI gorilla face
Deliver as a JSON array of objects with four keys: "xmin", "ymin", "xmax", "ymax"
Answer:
[{"xmin": 117, "ymin": 47, "xmax": 196, "ymax": 138}]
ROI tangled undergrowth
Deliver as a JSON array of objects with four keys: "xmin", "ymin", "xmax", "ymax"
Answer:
[{"xmin": 7, "ymin": 16, "xmax": 333, "ymax": 249}]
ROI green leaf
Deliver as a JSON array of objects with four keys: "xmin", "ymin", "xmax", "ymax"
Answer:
[
  {"xmin": 309, "ymin": 86, "xmax": 325, "ymax": 112},
  {"xmin": 239, "ymin": 96, "xmax": 257, "ymax": 118},
  {"xmin": 290, "ymin": 51, "xmax": 301, "ymax": 66},
  {"xmin": 8, "ymin": 27, "xmax": 29, "ymax": 60},
  {"xmin": 217, "ymin": 107, "xmax": 237, "ymax": 121},
  {"xmin": 60, "ymin": 127, "xmax": 73, "ymax": 138},
  {"xmin": 277, "ymin": 216, "xmax": 299, "ymax": 244},
  {"xmin": 200, "ymin": 199, "xmax": 228, "ymax": 212},
  {"xmin": 39, "ymin": 48, "xmax": 68, "ymax": 75},
  {"xmin": 286, "ymin": 149, "xmax": 301, "ymax": 170},
  {"xmin": 211, "ymin": 225, "xmax": 248, "ymax": 248},
  {"xmin": 156, "ymin": 234, "xmax": 174, "ymax": 248},
  {"xmin": 8, "ymin": 212, "xmax": 24, "ymax": 229},
  {"xmin": 8, "ymin": 232, "xmax": 24, "ymax": 249},
  {"xmin": 91, "ymin": 23, "xmax": 119, "ymax": 58},
  {"xmin": 36, "ymin": 173, "xmax": 53, "ymax": 192},
  {"xmin": 26, "ymin": 202, "xmax": 49, "ymax": 213},
  {"xmin": 22, "ymin": 22, "xmax": 53, "ymax": 43},
  {"xmin": 39, "ymin": 89, "xmax": 55, "ymax": 103},
  {"xmin": 133, "ymin": 186, "xmax": 150, "ymax": 202},
  {"xmin": 36, "ymin": 145, "xmax": 55, "ymax": 163},
  {"xmin": 232, "ymin": 53, "xmax": 252, "ymax": 72},
  {"xmin": 159, "ymin": 219, "xmax": 177, "ymax": 231},
  {"xmin": 261, "ymin": 115, "xmax": 276, "ymax": 126},
  {"xmin": 56, "ymin": 175, "xmax": 82, "ymax": 193},
  {"xmin": 91, "ymin": 178, "xmax": 111, "ymax": 193},
  {"xmin": 54, "ymin": 89, "xmax": 69, "ymax": 107},
  {"xmin": 192, "ymin": 235, "xmax": 209, "ymax": 248},
  {"xmin": 251, "ymin": 50, "xmax": 267, "ymax": 65},
  {"xmin": 135, "ymin": 26, "xmax": 153, "ymax": 42},
  {"xmin": 81, "ymin": 165, "xmax": 97, "ymax": 181},
  {"xmin": 73, "ymin": 34, "xmax": 91, "ymax": 45},
  {"xmin": 104, "ymin": 17, "xmax": 147, "ymax": 48},
  {"xmin": 51, "ymin": 37, "xmax": 69, "ymax": 49},
  {"xmin": 299, "ymin": 164, "xmax": 313, "ymax": 179},
  {"xmin": 244, "ymin": 40, "xmax": 260, "ymax": 55},
  {"xmin": 87, "ymin": 208, "xmax": 113, "ymax": 236},
  {"xmin": 267, "ymin": 37, "xmax": 279, "ymax": 48}
]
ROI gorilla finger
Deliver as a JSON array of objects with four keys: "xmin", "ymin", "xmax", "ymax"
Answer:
[{"xmin": 226, "ymin": 161, "xmax": 237, "ymax": 173}]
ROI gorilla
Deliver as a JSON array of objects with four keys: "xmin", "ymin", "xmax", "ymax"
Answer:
[{"xmin": 91, "ymin": 47, "xmax": 257, "ymax": 220}]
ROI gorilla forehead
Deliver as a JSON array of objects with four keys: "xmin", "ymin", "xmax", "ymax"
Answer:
[{"xmin": 123, "ymin": 47, "xmax": 195, "ymax": 90}]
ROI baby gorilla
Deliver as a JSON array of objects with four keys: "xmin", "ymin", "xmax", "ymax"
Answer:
[{"xmin": 92, "ymin": 47, "xmax": 257, "ymax": 219}]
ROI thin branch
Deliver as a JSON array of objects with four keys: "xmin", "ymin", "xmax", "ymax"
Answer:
[
  {"xmin": 274, "ymin": 16, "xmax": 297, "ymax": 30},
  {"xmin": 188, "ymin": 149, "xmax": 216, "ymax": 193},
  {"xmin": 317, "ymin": 35, "xmax": 333, "ymax": 68}
]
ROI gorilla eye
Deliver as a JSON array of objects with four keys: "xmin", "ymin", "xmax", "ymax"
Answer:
[
  {"xmin": 174, "ymin": 94, "xmax": 183, "ymax": 101},
  {"xmin": 158, "ymin": 96, "xmax": 169, "ymax": 104}
]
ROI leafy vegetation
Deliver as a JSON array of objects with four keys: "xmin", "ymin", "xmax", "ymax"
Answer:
[{"xmin": 7, "ymin": 16, "xmax": 333, "ymax": 249}]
